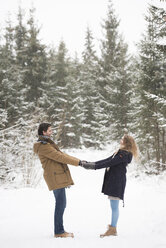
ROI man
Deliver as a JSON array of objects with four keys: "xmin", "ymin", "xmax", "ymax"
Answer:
[{"xmin": 33, "ymin": 123, "xmax": 80, "ymax": 238}]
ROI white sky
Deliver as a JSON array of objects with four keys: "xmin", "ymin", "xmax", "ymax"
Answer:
[{"xmin": 0, "ymin": 0, "xmax": 165, "ymax": 57}]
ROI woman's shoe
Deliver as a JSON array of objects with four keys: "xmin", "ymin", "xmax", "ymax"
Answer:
[{"xmin": 100, "ymin": 225, "xmax": 117, "ymax": 238}]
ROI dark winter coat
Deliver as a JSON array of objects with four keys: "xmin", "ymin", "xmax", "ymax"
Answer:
[
  {"xmin": 33, "ymin": 136, "xmax": 80, "ymax": 191},
  {"xmin": 95, "ymin": 149, "xmax": 132, "ymax": 200}
]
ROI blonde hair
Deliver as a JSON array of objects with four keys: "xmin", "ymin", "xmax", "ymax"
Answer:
[{"xmin": 120, "ymin": 134, "xmax": 139, "ymax": 159}]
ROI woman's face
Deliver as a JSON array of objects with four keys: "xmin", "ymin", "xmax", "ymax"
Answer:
[{"xmin": 120, "ymin": 137, "xmax": 124, "ymax": 146}]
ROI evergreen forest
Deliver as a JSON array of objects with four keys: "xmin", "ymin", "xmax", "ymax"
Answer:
[{"xmin": 0, "ymin": 1, "xmax": 166, "ymax": 185}]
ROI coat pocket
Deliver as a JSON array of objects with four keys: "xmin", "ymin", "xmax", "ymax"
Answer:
[{"xmin": 54, "ymin": 171, "xmax": 69, "ymax": 184}]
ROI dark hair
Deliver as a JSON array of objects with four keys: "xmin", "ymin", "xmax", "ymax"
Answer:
[{"xmin": 38, "ymin": 123, "xmax": 51, "ymax": 136}]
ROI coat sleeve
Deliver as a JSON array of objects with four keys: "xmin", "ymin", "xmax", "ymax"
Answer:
[
  {"xmin": 39, "ymin": 144, "xmax": 80, "ymax": 166},
  {"xmin": 95, "ymin": 152, "xmax": 128, "ymax": 170}
]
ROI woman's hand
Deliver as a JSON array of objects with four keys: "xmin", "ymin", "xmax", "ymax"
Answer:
[{"xmin": 79, "ymin": 161, "xmax": 95, "ymax": 169}]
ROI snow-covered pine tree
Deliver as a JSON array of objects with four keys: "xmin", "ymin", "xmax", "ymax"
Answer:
[
  {"xmin": 80, "ymin": 27, "xmax": 103, "ymax": 148},
  {"xmin": 40, "ymin": 41, "xmax": 71, "ymax": 147},
  {"xmin": 62, "ymin": 54, "xmax": 83, "ymax": 148},
  {"xmin": 0, "ymin": 16, "xmax": 23, "ymax": 126},
  {"xmin": 99, "ymin": 0, "xmax": 131, "ymax": 141},
  {"xmin": 128, "ymin": 56, "xmax": 142, "ymax": 138},
  {"xmin": 23, "ymin": 7, "xmax": 47, "ymax": 107},
  {"xmin": 156, "ymin": 6, "xmax": 166, "ymax": 167},
  {"xmin": 109, "ymin": 37, "xmax": 132, "ymax": 140},
  {"xmin": 14, "ymin": 6, "xmax": 44, "ymax": 122},
  {"xmin": 0, "ymin": 8, "xmax": 49, "ymax": 185},
  {"xmin": 12, "ymin": 6, "xmax": 31, "ymax": 122},
  {"xmin": 40, "ymin": 46, "xmax": 82, "ymax": 148},
  {"xmin": 135, "ymin": 4, "xmax": 166, "ymax": 172},
  {"xmin": 39, "ymin": 45, "xmax": 58, "ymax": 120},
  {"xmin": 15, "ymin": 6, "xmax": 28, "ymax": 67}
]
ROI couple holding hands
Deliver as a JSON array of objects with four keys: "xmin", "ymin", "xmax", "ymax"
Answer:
[{"xmin": 33, "ymin": 123, "xmax": 138, "ymax": 238}]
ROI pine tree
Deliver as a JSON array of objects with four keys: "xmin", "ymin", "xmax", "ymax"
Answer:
[
  {"xmin": 99, "ymin": 0, "xmax": 131, "ymax": 141},
  {"xmin": 108, "ymin": 38, "xmax": 132, "ymax": 139},
  {"xmin": 15, "ymin": 6, "xmax": 28, "ymax": 67},
  {"xmin": 13, "ymin": 6, "xmax": 30, "ymax": 121},
  {"xmin": 40, "ymin": 45, "xmax": 83, "ymax": 148},
  {"xmin": 36, "ymin": 45, "xmax": 57, "ymax": 127},
  {"xmin": 0, "ymin": 16, "xmax": 21, "ymax": 126},
  {"xmin": 80, "ymin": 27, "xmax": 103, "ymax": 148},
  {"xmin": 23, "ymin": 7, "xmax": 47, "ymax": 106},
  {"xmin": 62, "ymin": 54, "xmax": 82, "ymax": 148},
  {"xmin": 41, "ymin": 41, "xmax": 70, "ymax": 147},
  {"xmin": 135, "ymin": 4, "xmax": 166, "ymax": 171}
]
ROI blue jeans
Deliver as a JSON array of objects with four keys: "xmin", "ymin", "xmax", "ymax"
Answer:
[
  {"xmin": 110, "ymin": 200, "xmax": 119, "ymax": 227},
  {"xmin": 53, "ymin": 188, "xmax": 66, "ymax": 235}
]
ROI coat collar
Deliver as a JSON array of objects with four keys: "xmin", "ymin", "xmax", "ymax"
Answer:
[
  {"xmin": 38, "ymin": 135, "xmax": 60, "ymax": 151},
  {"xmin": 38, "ymin": 135, "xmax": 54, "ymax": 144}
]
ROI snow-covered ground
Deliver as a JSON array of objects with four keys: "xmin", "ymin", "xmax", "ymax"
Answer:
[{"xmin": 0, "ymin": 148, "xmax": 166, "ymax": 248}]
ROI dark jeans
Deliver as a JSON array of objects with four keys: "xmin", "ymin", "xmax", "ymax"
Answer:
[{"xmin": 53, "ymin": 188, "xmax": 66, "ymax": 235}]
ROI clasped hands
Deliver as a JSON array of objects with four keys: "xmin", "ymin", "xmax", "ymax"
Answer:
[{"xmin": 79, "ymin": 160, "xmax": 95, "ymax": 170}]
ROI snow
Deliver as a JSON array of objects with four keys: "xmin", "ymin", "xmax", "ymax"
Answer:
[{"xmin": 0, "ymin": 148, "xmax": 166, "ymax": 248}]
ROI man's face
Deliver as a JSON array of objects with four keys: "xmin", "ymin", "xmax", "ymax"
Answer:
[{"xmin": 43, "ymin": 126, "xmax": 52, "ymax": 137}]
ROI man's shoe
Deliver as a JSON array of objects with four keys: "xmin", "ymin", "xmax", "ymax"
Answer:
[{"xmin": 54, "ymin": 231, "xmax": 74, "ymax": 238}]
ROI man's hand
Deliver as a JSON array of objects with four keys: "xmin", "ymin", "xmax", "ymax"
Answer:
[{"xmin": 79, "ymin": 161, "xmax": 95, "ymax": 170}]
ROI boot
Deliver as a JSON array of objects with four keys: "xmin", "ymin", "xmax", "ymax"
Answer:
[
  {"xmin": 54, "ymin": 231, "xmax": 74, "ymax": 238},
  {"xmin": 100, "ymin": 225, "xmax": 117, "ymax": 238}
]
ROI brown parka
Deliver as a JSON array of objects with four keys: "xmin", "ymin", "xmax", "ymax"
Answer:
[{"xmin": 33, "ymin": 136, "xmax": 80, "ymax": 191}]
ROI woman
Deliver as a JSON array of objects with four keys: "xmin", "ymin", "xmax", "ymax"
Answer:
[{"xmin": 79, "ymin": 134, "xmax": 138, "ymax": 237}]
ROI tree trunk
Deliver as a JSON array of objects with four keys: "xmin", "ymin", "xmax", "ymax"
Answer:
[{"xmin": 162, "ymin": 128, "xmax": 166, "ymax": 170}]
